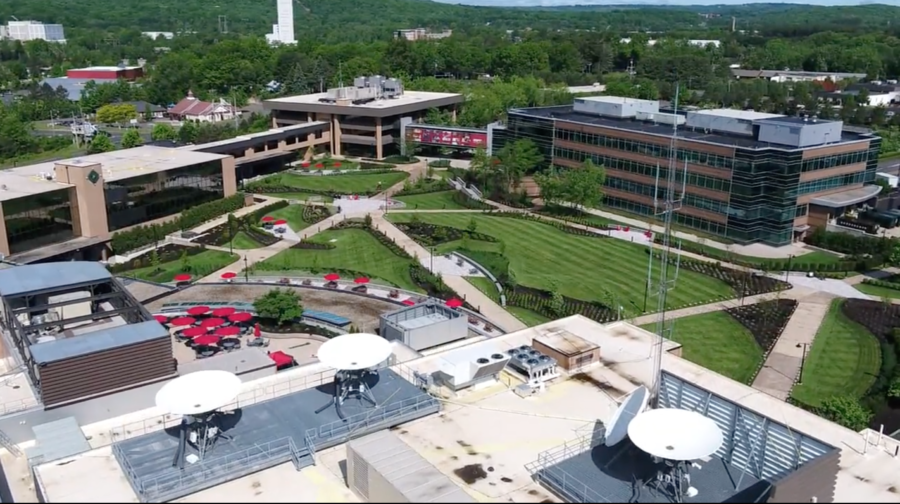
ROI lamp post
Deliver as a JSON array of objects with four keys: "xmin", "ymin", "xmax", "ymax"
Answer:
[
  {"xmin": 228, "ymin": 218, "xmax": 234, "ymax": 256},
  {"xmin": 243, "ymin": 255, "xmax": 249, "ymax": 282},
  {"xmin": 796, "ymin": 342, "xmax": 809, "ymax": 384},
  {"xmin": 785, "ymin": 254, "xmax": 793, "ymax": 282},
  {"xmin": 430, "ymin": 246, "xmax": 435, "ymax": 274}
]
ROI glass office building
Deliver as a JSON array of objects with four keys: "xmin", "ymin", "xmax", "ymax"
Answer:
[
  {"xmin": 501, "ymin": 104, "xmax": 879, "ymax": 247},
  {"xmin": 105, "ymin": 160, "xmax": 224, "ymax": 231},
  {"xmin": 1, "ymin": 189, "xmax": 75, "ymax": 254}
]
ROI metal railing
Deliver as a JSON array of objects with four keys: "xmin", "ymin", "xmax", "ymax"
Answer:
[
  {"xmin": 0, "ymin": 396, "xmax": 40, "ymax": 416},
  {"xmin": 305, "ymin": 394, "xmax": 440, "ymax": 444},
  {"xmin": 108, "ymin": 367, "xmax": 336, "ymax": 444},
  {"xmin": 525, "ymin": 427, "xmax": 612, "ymax": 504}
]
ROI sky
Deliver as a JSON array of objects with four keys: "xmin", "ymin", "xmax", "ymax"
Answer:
[{"xmin": 429, "ymin": 1, "xmax": 897, "ymax": 6}]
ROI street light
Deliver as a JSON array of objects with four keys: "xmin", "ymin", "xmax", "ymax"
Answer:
[
  {"xmin": 243, "ymin": 255, "xmax": 249, "ymax": 282},
  {"xmin": 796, "ymin": 342, "xmax": 809, "ymax": 384},
  {"xmin": 430, "ymin": 246, "xmax": 436, "ymax": 274},
  {"xmin": 228, "ymin": 218, "xmax": 234, "ymax": 256}
]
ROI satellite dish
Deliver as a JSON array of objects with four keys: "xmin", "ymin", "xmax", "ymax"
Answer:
[
  {"xmin": 628, "ymin": 408, "xmax": 724, "ymax": 461},
  {"xmin": 317, "ymin": 333, "xmax": 392, "ymax": 371},
  {"xmin": 605, "ymin": 385, "xmax": 649, "ymax": 447},
  {"xmin": 155, "ymin": 370, "xmax": 242, "ymax": 416}
]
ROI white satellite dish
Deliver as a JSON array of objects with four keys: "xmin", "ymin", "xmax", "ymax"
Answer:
[
  {"xmin": 605, "ymin": 385, "xmax": 649, "ymax": 447},
  {"xmin": 628, "ymin": 408, "xmax": 724, "ymax": 461},
  {"xmin": 155, "ymin": 370, "xmax": 242, "ymax": 416},
  {"xmin": 317, "ymin": 333, "xmax": 392, "ymax": 371}
]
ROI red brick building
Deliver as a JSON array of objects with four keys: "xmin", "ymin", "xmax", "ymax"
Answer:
[{"xmin": 66, "ymin": 66, "xmax": 144, "ymax": 81}]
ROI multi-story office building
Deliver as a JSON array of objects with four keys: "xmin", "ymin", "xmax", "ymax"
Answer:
[
  {"xmin": 3, "ymin": 20, "xmax": 65, "ymax": 43},
  {"xmin": 501, "ymin": 96, "xmax": 881, "ymax": 246}
]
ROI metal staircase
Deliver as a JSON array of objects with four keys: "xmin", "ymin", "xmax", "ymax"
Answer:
[{"xmin": 0, "ymin": 429, "xmax": 21, "ymax": 457}]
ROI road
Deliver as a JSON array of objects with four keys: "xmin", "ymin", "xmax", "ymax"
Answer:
[{"xmin": 878, "ymin": 158, "xmax": 900, "ymax": 175}]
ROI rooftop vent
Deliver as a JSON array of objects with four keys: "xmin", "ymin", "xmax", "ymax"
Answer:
[
  {"xmin": 476, "ymin": 357, "xmax": 490, "ymax": 364},
  {"xmin": 491, "ymin": 353, "xmax": 505, "ymax": 360}
]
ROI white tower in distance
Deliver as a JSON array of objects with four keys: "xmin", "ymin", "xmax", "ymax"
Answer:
[{"xmin": 271, "ymin": 0, "xmax": 295, "ymax": 45}]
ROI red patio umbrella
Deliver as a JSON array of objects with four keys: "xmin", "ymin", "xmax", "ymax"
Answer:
[
  {"xmin": 170, "ymin": 316, "xmax": 196, "ymax": 327},
  {"xmin": 445, "ymin": 298, "xmax": 464, "ymax": 309},
  {"xmin": 186, "ymin": 306, "xmax": 210, "ymax": 316},
  {"xmin": 194, "ymin": 334, "xmax": 221, "ymax": 346},
  {"xmin": 215, "ymin": 326, "xmax": 241, "ymax": 337},
  {"xmin": 261, "ymin": 216, "xmax": 275, "ymax": 222},
  {"xmin": 254, "ymin": 323, "xmax": 261, "ymax": 338},
  {"xmin": 199, "ymin": 317, "xmax": 226, "ymax": 329},
  {"xmin": 333, "ymin": 162, "xmax": 342, "ymax": 168},
  {"xmin": 301, "ymin": 161, "xmax": 310, "ymax": 167},
  {"xmin": 229, "ymin": 312, "xmax": 253, "ymax": 323},
  {"xmin": 173, "ymin": 274, "xmax": 192, "ymax": 282},
  {"xmin": 323, "ymin": 273, "xmax": 340, "ymax": 282},
  {"xmin": 153, "ymin": 315, "xmax": 169, "ymax": 324},
  {"xmin": 401, "ymin": 299, "xmax": 416, "ymax": 306},
  {"xmin": 212, "ymin": 307, "xmax": 236, "ymax": 317},
  {"xmin": 269, "ymin": 350, "xmax": 295, "ymax": 368},
  {"xmin": 182, "ymin": 326, "xmax": 208, "ymax": 338},
  {"xmin": 354, "ymin": 277, "xmax": 370, "ymax": 285},
  {"xmin": 274, "ymin": 219, "xmax": 287, "ymax": 226},
  {"xmin": 220, "ymin": 272, "xmax": 237, "ymax": 280},
  {"xmin": 315, "ymin": 163, "xmax": 324, "ymax": 169}
]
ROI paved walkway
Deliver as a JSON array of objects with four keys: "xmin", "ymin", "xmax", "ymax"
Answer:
[
  {"xmin": 372, "ymin": 214, "xmax": 526, "ymax": 333},
  {"xmin": 843, "ymin": 267, "xmax": 900, "ymax": 286},
  {"xmin": 629, "ymin": 287, "xmax": 815, "ymax": 326},
  {"xmin": 751, "ymin": 292, "xmax": 834, "ymax": 400}
]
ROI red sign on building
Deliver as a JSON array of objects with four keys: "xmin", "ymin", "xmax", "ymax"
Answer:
[{"xmin": 410, "ymin": 127, "xmax": 487, "ymax": 148}]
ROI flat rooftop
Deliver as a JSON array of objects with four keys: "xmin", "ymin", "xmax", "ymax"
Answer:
[
  {"xmin": 72, "ymin": 66, "xmax": 142, "ymax": 72},
  {"xmin": 689, "ymin": 108, "xmax": 784, "ymax": 121},
  {"xmin": 516, "ymin": 106, "xmax": 873, "ymax": 150},
  {"xmin": 20, "ymin": 316, "xmax": 900, "ymax": 503},
  {"xmin": 0, "ymin": 146, "xmax": 229, "ymax": 202},
  {"xmin": 266, "ymin": 90, "xmax": 462, "ymax": 110}
]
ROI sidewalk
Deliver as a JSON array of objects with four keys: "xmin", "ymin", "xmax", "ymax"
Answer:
[
  {"xmin": 751, "ymin": 292, "xmax": 834, "ymax": 400},
  {"xmin": 372, "ymin": 214, "xmax": 526, "ymax": 333}
]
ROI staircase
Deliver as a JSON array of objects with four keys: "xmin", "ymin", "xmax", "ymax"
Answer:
[{"xmin": 0, "ymin": 429, "xmax": 21, "ymax": 457}]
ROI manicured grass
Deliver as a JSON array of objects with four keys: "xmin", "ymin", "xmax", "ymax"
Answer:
[
  {"xmin": 855, "ymin": 282, "xmax": 900, "ymax": 300},
  {"xmin": 467, "ymin": 276, "xmax": 501, "ymax": 302},
  {"xmin": 267, "ymin": 204, "xmax": 324, "ymax": 232},
  {"xmin": 508, "ymin": 307, "xmax": 552, "ymax": 327},
  {"xmin": 395, "ymin": 191, "xmax": 469, "ymax": 210},
  {"xmin": 791, "ymin": 300, "xmax": 882, "ymax": 408},
  {"xmin": 256, "ymin": 228, "xmax": 422, "ymax": 292},
  {"xmin": 278, "ymin": 171, "xmax": 409, "ymax": 194},
  {"xmin": 266, "ymin": 192, "xmax": 334, "ymax": 203},
  {"xmin": 387, "ymin": 213, "xmax": 734, "ymax": 311},
  {"xmin": 227, "ymin": 231, "xmax": 265, "ymax": 250},
  {"xmin": 124, "ymin": 249, "xmax": 239, "ymax": 283},
  {"xmin": 640, "ymin": 311, "xmax": 764, "ymax": 384}
]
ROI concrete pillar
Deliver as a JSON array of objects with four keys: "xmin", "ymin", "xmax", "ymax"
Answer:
[
  {"xmin": 375, "ymin": 117, "xmax": 383, "ymax": 160},
  {"xmin": 451, "ymin": 106, "xmax": 457, "ymax": 123},
  {"xmin": 271, "ymin": 115, "xmax": 278, "ymax": 128},
  {"xmin": 221, "ymin": 157, "xmax": 237, "ymax": 197},
  {"xmin": 53, "ymin": 162, "xmax": 109, "ymax": 240},
  {"xmin": 332, "ymin": 115, "xmax": 342, "ymax": 156},
  {"xmin": 244, "ymin": 147, "xmax": 255, "ymax": 158},
  {"xmin": 0, "ymin": 202, "xmax": 9, "ymax": 257},
  {"xmin": 277, "ymin": 140, "xmax": 287, "ymax": 150}
]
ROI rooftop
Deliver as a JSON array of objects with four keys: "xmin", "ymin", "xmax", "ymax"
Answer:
[
  {"xmin": 810, "ymin": 184, "xmax": 883, "ymax": 208},
  {"xmin": 71, "ymin": 66, "xmax": 142, "ymax": 72},
  {"xmin": 515, "ymin": 106, "xmax": 873, "ymax": 150},
  {"xmin": 689, "ymin": 108, "xmax": 784, "ymax": 121},
  {"xmin": 0, "ymin": 145, "xmax": 229, "ymax": 202},
  {"xmin": 0, "ymin": 262, "xmax": 110, "ymax": 298},
  {"xmin": 17, "ymin": 316, "xmax": 900, "ymax": 503},
  {"xmin": 266, "ymin": 90, "xmax": 462, "ymax": 110}
]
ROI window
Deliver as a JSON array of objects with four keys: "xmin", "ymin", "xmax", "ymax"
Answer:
[{"xmin": 2, "ymin": 189, "xmax": 75, "ymax": 254}]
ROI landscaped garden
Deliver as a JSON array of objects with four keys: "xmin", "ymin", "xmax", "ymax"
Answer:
[
  {"xmin": 194, "ymin": 221, "xmax": 280, "ymax": 249},
  {"xmin": 245, "ymin": 170, "xmax": 409, "ymax": 200},
  {"xmin": 386, "ymin": 213, "xmax": 789, "ymax": 320},
  {"xmin": 856, "ymin": 275, "xmax": 900, "ymax": 300},
  {"xmin": 266, "ymin": 203, "xmax": 333, "ymax": 231},
  {"xmin": 295, "ymin": 157, "xmax": 358, "ymax": 171},
  {"xmin": 109, "ymin": 244, "xmax": 239, "ymax": 283},
  {"xmin": 392, "ymin": 176, "xmax": 491, "ymax": 210}
]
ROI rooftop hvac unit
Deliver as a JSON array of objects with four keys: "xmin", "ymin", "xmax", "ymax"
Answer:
[
  {"xmin": 436, "ymin": 346, "xmax": 510, "ymax": 389},
  {"xmin": 383, "ymin": 78, "xmax": 404, "ymax": 98},
  {"xmin": 353, "ymin": 76, "xmax": 368, "ymax": 89},
  {"xmin": 368, "ymin": 75, "xmax": 386, "ymax": 91}
]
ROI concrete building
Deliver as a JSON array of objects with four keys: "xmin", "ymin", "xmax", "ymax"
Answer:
[
  {"xmin": 393, "ymin": 28, "xmax": 453, "ymax": 41},
  {"xmin": 501, "ymin": 96, "xmax": 881, "ymax": 246},
  {"xmin": 379, "ymin": 302, "xmax": 468, "ymax": 351},
  {"xmin": 65, "ymin": 65, "xmax": 144, "ymax": 81},
  {"xmin": 2, "ymin": 20, "xmax": 65, "ymax": 43},
  {"xmin": 266, "ymin": 0, "xmax": 295, "ymax": 45},
  {"xmin": 265, "ymin": 75, "xmax": 463, "ymax": 159},
  {"xmin": 0, "ymin": 123, "xmax": 329, "ymax": 264},
  {"xmin": 6, "ymin": 314, "xmax": 900, "ymax": 503},
  {"xmin": 731, "ymin": 68, "xmax": 868, "ymax": 83}
]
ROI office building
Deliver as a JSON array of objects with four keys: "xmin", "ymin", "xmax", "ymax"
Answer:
[
  {"xmin": 393, "ymin": 28, "xmax": 453, "ymax": 41},
  {"xmin": 265, "ymin": 75, "xmax": 463, "ymax": 159},
  {"xmin": 66, "ymin": 65, "xmax": 144, "ymax": 81},
  {"xmin": 0, "ymin": 123, "xmax": 329, "ymax": 264},
  {"xmin": 502, "ymin": 96, "xmax": 881, "ymax": 246},
  {"xmin": 3, "ymin": 20, "xmax": 65, "ymax": 43},
  {"xmin": 266, "ymin": 0, "xmax": 295, "ymax": 45}
]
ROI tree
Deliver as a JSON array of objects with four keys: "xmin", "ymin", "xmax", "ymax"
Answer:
[
  {"xmin": 563, "ymin": 159, "xmax": 607, "ymax": 210},
  {"xmin": 149, "ymin": 249, "xmax": 161, "ymax": 273},
  {"xmin": 534, "ymin": 166, "xmax": 565, "ymax": 207},
  {"xmin": 253, "ymin": 289, "xmax": 303, "ymax": 326},
  {"xmin": 178, "ymin": 121, "xmax": 199, "ymax": 144},
  {"xmin": 87, "ymin": 134, "xmax": 115, "ymax": 154},
  {"xmin": 121, "ymin": 128, "xmax": 143, "ymax": 149},
  {"xmin": 495, "ymin": 138, "xmax": 543, "ymax": 193},
  {"xmin": 95, "ymin": 103, "xmax": 137, "ymax": 124},
  {"xmin": 817, "ymin": 396, "xmax": 872, "ymax": 431},
  {"xmin": 467, "ymin": 217, "xmax": 478, "ymax": 233},
  {"xmin": 151, "ymin": 123, "xmax": 178, "ymax": 142}
]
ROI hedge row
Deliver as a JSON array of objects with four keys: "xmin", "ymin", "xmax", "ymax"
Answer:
[
  {"xmin": 662, "ymin": 237, "xmax": 860, "ymax": 272},
  {"xmin": 110, "ymin": 194, "xmax": 246, "ymax": 254},
  {"xmin": 394, "ymin": 180, "xmax": 452, "ymax": 196},
  {"xmin": 862, "ymin": 278, "xmax": 900, "ymax": 292},
  {"xmin": 247, "ymin": 200, "xmax": 290, "ymax": 223}
]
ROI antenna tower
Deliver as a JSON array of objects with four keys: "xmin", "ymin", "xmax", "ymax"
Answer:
[
  {"xmin": 647, "ymin": 83, "xmax": 688, "ymax": 407},
  {"xmin": 627, "ymin": 59, "xmax": 636, "ymax": 79}
]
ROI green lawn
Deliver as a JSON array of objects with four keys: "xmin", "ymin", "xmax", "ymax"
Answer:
[
  {"xmin": 266, "ymin": 192, "xmax": 334, "ymax": 203},
  {"xmin": 228, "ymin": 231, "xmax": 265, "ymax": 250},
  {"xmin": 277, "ymin": 171, "xmax": 409, "ymax": 194},
  {"xmin": 640, "ymin": 311, "xmax": 764, "ymax": 384},
  {"xmin": 791, "ymin": 300, "xmax": 882, "ymax": 408},
  {"xmin": 255, "ymin": 228, "xmax": 422, "ymax": 292},
  {"xmin": 508, "ymin": 307, "xmax": 552, "ymax": 327},
  {"xmin": 855, "ymin": 282, "xmax": 900, "ymax": 300},
  {"xmin": 267, "ymin": 204, "xmax": 329, "ymax": 232},
  {"xmin": 387, "ymin": 213, "xmax": 734, "ymax": 311},
  {"xmin": 467, "ymin": 276, "xmax": 501, "ymax": 301},
  {"xmin": 395, "ymin": 191, "xmax": 469, "ymax": 210},
  {"xmin": 123, "ymin": 250, "xmax": 239, "ymax": 283}
]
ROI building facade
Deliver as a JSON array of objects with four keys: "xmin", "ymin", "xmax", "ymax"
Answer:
[
  {"xmin": 502, "ymin": 97, "xmax": 880, "ymax": 246},
  {"xmin": 66, "ymin": 66, "xmax": 144, "ymax": 81},
  {"xmin": 3, "ymin": 21, "xmax": 65, "ymax": 42}
]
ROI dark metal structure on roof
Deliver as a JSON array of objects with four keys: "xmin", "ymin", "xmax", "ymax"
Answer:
[{"xmin": 0, "ymin": 262, "xmax": 175, "ymax": 408}]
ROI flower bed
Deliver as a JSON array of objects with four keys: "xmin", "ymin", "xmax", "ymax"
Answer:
[
  {"xmin": 108, "ymin": 243, "xmax": 205, "ymax": 274},
  {"xmin": 504, "ymin": 285, "xmax": 616, "ymax": 322},
  {"xmin": 302, "ymin": 205, "xmax": 332, "ymax": 225},
  {"xmin": 725, "ymin": 299, "xmax": 798, "ymax": 353},
  {"xmin": 194, "ymin": 222, "xmax": 281, "ymax": 247},
  {"xmin": 648, "ymin": 251, "xmax": 791, "ymax": 297},
  {"xmin": 291, "ymin": 240, "xmax": 336, "ymax": 250},
  {"xmin": 395, "ymin": 221, "xmax": 498, "ymax": 247}
]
